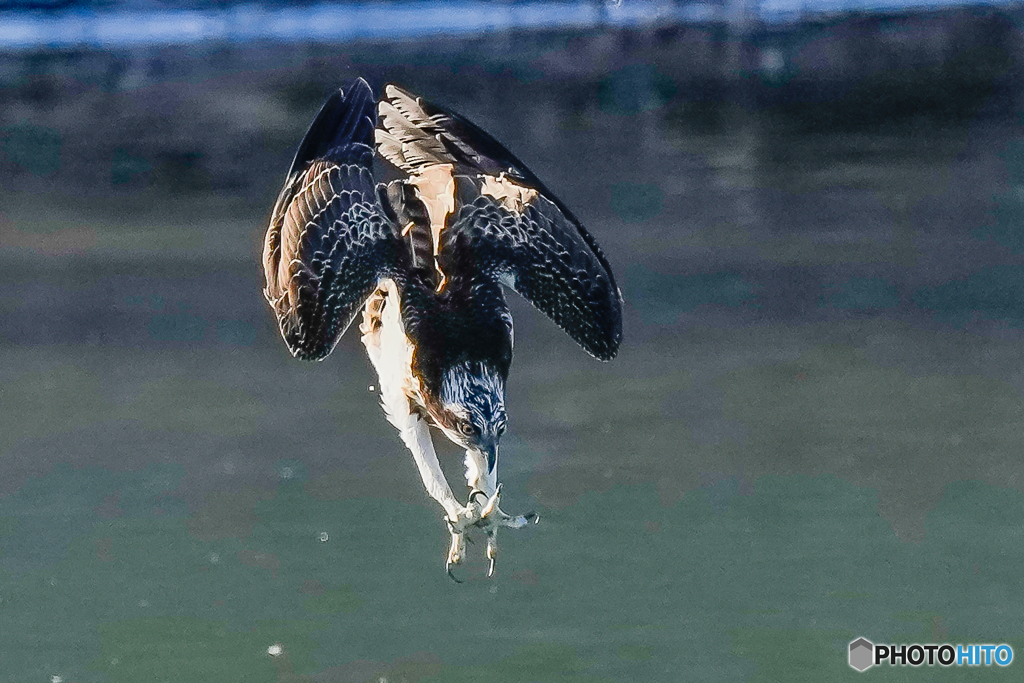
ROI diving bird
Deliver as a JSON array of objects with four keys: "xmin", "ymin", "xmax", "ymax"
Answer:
[{"xmin": 262, "ymin": 78, "xmax": 622, "ymax": 578}]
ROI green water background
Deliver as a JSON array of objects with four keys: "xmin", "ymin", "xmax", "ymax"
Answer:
[{"xmin": 2, "ymin": 28, "xmax": 1024, "ymax": 682}]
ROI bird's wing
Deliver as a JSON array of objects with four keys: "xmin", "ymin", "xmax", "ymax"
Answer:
[
  {"xmin": 444, "ymin": 179, "xmax": 622, "ymax": 360},
  {"xmin": 263, "ymin": 78, "xmax": 400, "ymax": 361},
  {"xmin": 376, "ymin": 84, "xmax": 622, "ymax": 360}
]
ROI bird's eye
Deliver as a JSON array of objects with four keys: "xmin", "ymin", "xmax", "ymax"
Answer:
[{"xmin": 459, "ymin": 422, "xmax": 476, "ymax": 436}]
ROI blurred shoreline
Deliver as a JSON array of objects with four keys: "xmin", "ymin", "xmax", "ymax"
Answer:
[
  {"xmin": 2, "ymin": 7, "xmax": 1021, "ymax": 208},
  {"xmin": 0, "ymin": 1, "xmax": 670, "ymax": 50},
  {"xmin": 0, "ymin": 0, "xmax": 1019, "ymax": 50}
]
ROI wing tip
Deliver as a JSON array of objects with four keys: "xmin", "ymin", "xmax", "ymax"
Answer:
[
  {"xmin": 349, "ymin": 76, "xmax": 373, "ymax": 94},
  {"xmin": 288, "ymin": 79, "xmax": 378, "ymax": 177},
  {"xmin": 591, "ymin": 331, "xmax": 622, "ymax": 362},
  {"xmin": 281, "ymin": 321, "xmax": 338, "ymax": 362}
]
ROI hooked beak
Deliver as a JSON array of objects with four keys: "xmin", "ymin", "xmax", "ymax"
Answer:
[{"xmin": 480, "ymin": 437, "xmax": 499, "ymax": 473}]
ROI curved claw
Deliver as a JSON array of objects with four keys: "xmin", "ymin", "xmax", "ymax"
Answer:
[
  {"xmin": 446, "ymin": 562, "xmax": 464, "ymax": 584},
  {"xmin": 500, "ymin": 510, "xmax": 539, "ymax": 529},
  {"xmin": 486, "ymin": 530, "xmax": 498, "ymax": 578},
  {"xmin": 444, "ymin": 489, "xmax": 538, "ymax": 578},
  {"xmin": 446, "ymin": 522, "xmax": 467, "ymax": 581}
]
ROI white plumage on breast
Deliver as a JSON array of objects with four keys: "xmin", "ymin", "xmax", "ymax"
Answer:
[
  {"xmin": 360, "ymin": 278, "xmax": 420, "ymax": 426},
  {"xmin": 358, "ymin": 279, "xmax": 463, "ymax": 515}
]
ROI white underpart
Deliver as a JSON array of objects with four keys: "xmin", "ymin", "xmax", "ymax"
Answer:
[
  {"xmin": 359, "ymin": 279, "xmax": 462, "ymax": 519},
  {"xmin": 464, "ymin": 449, "xmax": 497, "ymax": 497}
]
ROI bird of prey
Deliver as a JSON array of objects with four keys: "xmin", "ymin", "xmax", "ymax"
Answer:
[{"xmin": 262, "ymin": 78, "xmax": 622, "ymax": 579}]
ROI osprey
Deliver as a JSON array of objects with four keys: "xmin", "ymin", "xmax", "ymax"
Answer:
[{"xmin": 262, "ymin": 78, "xmax": 622, "ymax": 579}]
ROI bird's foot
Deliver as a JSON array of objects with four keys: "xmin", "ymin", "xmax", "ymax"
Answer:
[
  {"xmin": 444, "ymin": 484, "xmax": 538, "ymax": 581},
  {"xmin": 445, "ymin": 525, "xmax": 467, "ymax": 583}
]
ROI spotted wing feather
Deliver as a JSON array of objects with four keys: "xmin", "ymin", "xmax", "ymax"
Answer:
[
  {"xmin": 263, "ymin": 79, "xmax": 399, "ymax": 360},
  {"xmin": 443, "ymin": 179, "xmax": 621, "ymax": 360},
  {"xmin": 378, "ymin": 83, "xmax": 622, "ymax": 360}
]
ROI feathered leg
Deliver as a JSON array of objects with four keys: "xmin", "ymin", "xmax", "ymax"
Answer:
[
  {"xmin": 464, "ymin": 449, "xmax": 496, "ymax": 498},
  {"xmin": 463, "ymin": 449, "xmax": 537, "ymax": 576},
  {"xmin": 361, "ymin": 280, "xmax": 482, "ymax": 573}
]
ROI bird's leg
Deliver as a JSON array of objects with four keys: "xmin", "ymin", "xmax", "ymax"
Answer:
[
  {"xmin": 361, "ymin": 281, "xmax": 480, "ymax": 575},
  {"xmin": 401, "ymin": 418, "xmax": 463, "ymax": 519},
  {"xmin": 463, "ymin": 449, "xmax": 534, "ymax": 526},
  {"xmin": 360, "ymin": 280, "xmax": 467, "ymax": 526},
  {"xmin": 393, "ymin": 418, "xmax": 486, "ymax": 578},
  {"xmin": 462, "ymin": 450, "xmax": 539, "ymax": 577},
  {"xmin": 464, "ymin": 448, "xmax": 496, "ymax": 500}
]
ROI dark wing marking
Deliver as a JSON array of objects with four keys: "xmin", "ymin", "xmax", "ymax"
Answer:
[
  {"xmin": 263, "ymin": 78, "xmax": 399, "ymax": 360},
  {"xmin": 379, "ymin": 181, "xmax": 432, "ymax": 272},
  {"xmin": 377, "ymin": 83, "xmax": 622, "ymax": 360},
  {"xmin": 442, "ymin": 178, "xmax": 622, "ymax": 360}
]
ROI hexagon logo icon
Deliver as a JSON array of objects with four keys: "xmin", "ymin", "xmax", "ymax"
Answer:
[{"xmin": 849, "ymin": 638, "xmax": 874, "ymax": 671}]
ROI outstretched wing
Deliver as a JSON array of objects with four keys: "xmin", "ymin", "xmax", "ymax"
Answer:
[
  {"xmin": 444, "ymin": 178, "xmax": 622, "ymax": 360},
  {"xmin": 376, "ymin": 84, "xmax": 622, "ymax": 360},
  {"xmin": 263, "ymin": 78, "xmax": 399, "ymax": 361}
]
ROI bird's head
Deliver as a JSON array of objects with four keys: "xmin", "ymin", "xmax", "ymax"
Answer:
[{"xmin": 432, "ymin": 360, "xmax": 507, "ymax": 470}]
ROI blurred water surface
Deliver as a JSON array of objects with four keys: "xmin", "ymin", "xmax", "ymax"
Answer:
[
  {"xmin": 2, "ymin": 29, "xmax": 1024, "ymax": 683},
  {"xmin": 0, "ymin": 0, "xmax": 1016, "ymax": 51},
  {"xmin": 0, "ymin": 1, "xmax": 664, "ymax": 49}
]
